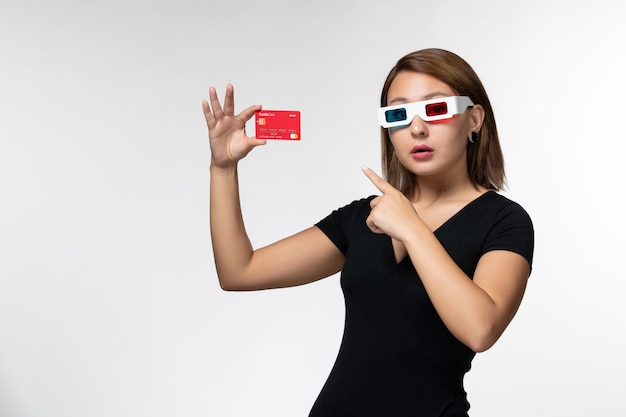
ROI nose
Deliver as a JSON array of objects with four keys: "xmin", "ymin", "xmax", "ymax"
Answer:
[{"xmin": 409, "ymin": 115, "xmax": 428, "ymax": 138}]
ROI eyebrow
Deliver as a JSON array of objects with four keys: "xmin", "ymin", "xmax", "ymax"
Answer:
[{"xmin": 388, "ymin": 91, "xmax": 450, "ymax": 105}]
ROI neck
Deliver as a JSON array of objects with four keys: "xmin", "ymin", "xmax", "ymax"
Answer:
[{"xmin": 410, "ymin": 174, "xmax": 484, "ymax": 205}]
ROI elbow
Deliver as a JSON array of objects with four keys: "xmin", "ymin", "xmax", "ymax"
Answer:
[
  {"xmin": 215, "ymin": 265, "xmax": 246, "ymax": 291},
  {"xmin": 219, "ymin": 281, "xmax": 237, "ymax": 291},
  {"xmin": 218, "ymin": 278, "xmax": 246, "ymax": 291},
  {"xmin": 217, "ymin": 271, "xmax": 255, "ymax": 291},
  {"xmin": 467, "ymin": 337, "xmax": 495, "ymax": 353},
  {"xmin": 464, "ymin": 324, "xmax": 501, "ymax": 353},
  {"xmin": 216, "ymin": 271, "xmax": 241, "ymax": 291}
]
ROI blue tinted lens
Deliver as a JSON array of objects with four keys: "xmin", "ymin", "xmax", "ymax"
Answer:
[{"xmin": 385, "ymin": 108, "xmax": 407, "ymax": 123}]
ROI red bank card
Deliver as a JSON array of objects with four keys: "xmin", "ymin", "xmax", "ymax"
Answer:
[{"xmin": 255, "ymin": 110, "xmax": 301, "ymax": 140}]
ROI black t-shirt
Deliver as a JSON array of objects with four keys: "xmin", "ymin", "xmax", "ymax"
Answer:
[{"xmin": 309, "ymin": 191, "xmax": 534, "ymax": 417}]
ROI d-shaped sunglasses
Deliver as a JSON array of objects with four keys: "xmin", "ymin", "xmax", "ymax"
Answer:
[{"xmin": 378, "ymin": 96, "xmax": 474, "ymax": 128}]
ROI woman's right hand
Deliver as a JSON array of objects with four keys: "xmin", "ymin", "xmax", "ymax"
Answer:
[{"xmin": 202, "ymin": 84, "xmax": 266, "ymax": 169}]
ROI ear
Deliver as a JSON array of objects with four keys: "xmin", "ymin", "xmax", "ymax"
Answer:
[{"xmin": 469, "ymin": 104, "xmax": 485, "ymax": 133}]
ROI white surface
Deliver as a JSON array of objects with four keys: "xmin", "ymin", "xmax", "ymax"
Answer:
[{"xmin": 1, "ymin": 1, "xmax": 625, "ymax": 416}]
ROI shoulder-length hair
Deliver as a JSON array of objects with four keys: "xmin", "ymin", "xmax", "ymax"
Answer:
[{"xmin": 380, "ymin": 48, "xmax": 505, "ymax": 196}]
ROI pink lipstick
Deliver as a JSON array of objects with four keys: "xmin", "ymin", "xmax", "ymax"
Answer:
[{"xmin": 410, "ymin": 145, "xmax": 434, "ymax": 159}]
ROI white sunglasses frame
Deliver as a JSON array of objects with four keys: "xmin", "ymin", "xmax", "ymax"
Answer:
[{"xmin": 377, "ymin": 96, "xmax": 474, "ymax": 128}]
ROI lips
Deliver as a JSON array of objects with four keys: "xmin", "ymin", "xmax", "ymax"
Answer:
[{"xmin": 410, "ymin": 145, "xmax": 434, "ymax": 159}]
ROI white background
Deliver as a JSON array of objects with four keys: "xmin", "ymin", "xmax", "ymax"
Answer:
[{"xmin": 1, "ymin": 1, "xmax": 625, "ymax": 416}]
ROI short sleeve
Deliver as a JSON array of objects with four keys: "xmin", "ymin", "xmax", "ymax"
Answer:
[
  {"xmin": 315, "ymin": 197, "xmax": 375, "ymax": 255},
  {"xmin": 482, "ymin": 201, "xmax": 535, "ymax": 267}
]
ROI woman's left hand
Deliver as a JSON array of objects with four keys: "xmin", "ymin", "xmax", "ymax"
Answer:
[{"xmin": 362, "ymin": 167, "xmax": 421, "ymax": 241}]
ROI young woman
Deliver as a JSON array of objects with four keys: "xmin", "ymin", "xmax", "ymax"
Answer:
[{"xmin": 203, "ymin": 48, "xmax": 534, "ymax": 417}]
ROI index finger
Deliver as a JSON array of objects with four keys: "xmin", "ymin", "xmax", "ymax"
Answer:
[{"xmin": 361, "ymin": 166, "xmax": 393, "ymax": 194}]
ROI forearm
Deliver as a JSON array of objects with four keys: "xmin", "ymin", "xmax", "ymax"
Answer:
[
  {"xmin": 209, "ymin": 163, "xmax": 254, "ymax": 289},
  {"xmin": 402, "ymin": 222, "xmax": 507, "ymax": 352}
]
